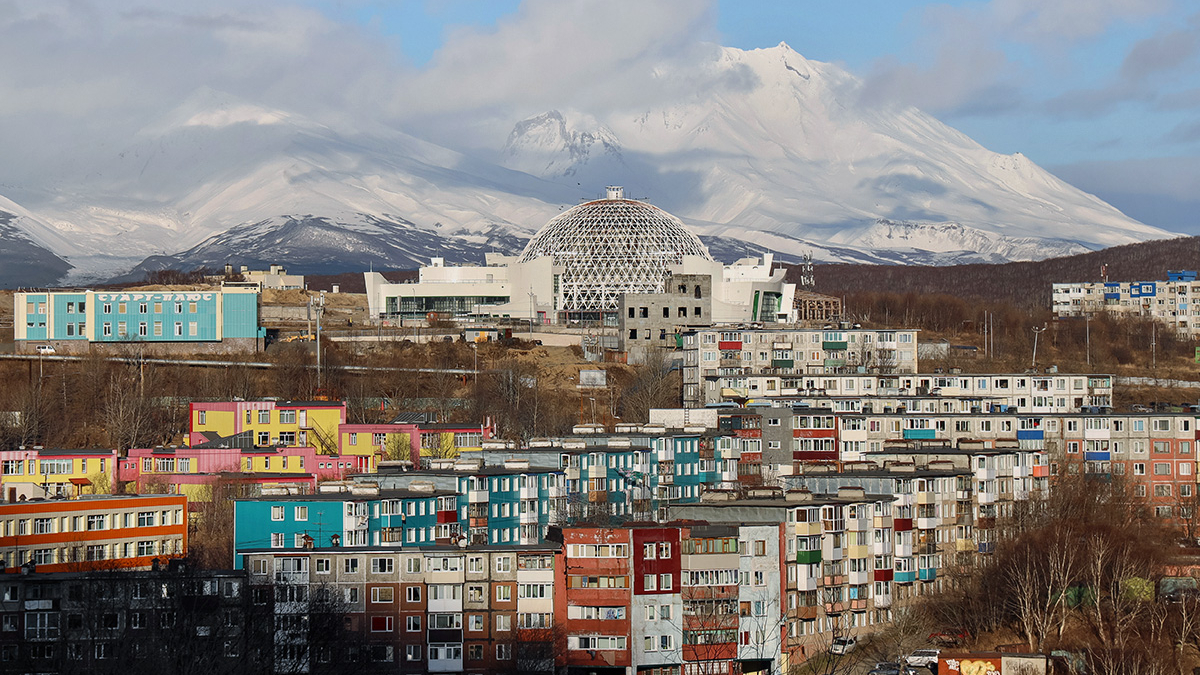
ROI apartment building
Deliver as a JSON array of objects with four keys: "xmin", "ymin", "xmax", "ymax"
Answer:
[
  {"xmin": 1052, "ymin": 270, "xmax": 1200, "ymax": 335},
  {"xmin": 723, "ymin": 372, "xmax": 1113, "ymax": 413},
  {"xmin": 0, "ymin": 448, "xmax": 117, "ymax": 502},
  {"xmin": 0, "ymin": 566, "xmax": 262, "ymax": 674},
  {"xmin": 240, "ymin": 545, "xmax": 561, "ymax": 674},
  {"xmin": 0, "ymin": 494, "xmax": 187, "ymax": 572},
  {"xmin": 681, "ymin": 327, "xmax": 920, "ymax": 407}
]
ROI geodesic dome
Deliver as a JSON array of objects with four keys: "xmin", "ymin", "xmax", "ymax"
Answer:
[{"xmin": 518, "ymin": 187, "xmax": 713, "ymax": 312}]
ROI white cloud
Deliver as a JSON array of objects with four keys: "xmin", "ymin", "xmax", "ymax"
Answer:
[
  {"xmin": 857, "ymin": 0, "xmax": 1175, "ymax": 115},
  {"xmin": 393, "ymin": 0, "xmax": 723, "ymax": 145}
]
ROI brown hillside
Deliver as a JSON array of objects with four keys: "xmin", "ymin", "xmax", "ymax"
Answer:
[{"xmin": 796, "ymin": 236, "xmax": 1200, "ymax": 308}]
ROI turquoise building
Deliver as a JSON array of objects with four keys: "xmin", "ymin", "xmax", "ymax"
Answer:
[
  {"xmin": 14, "ymin": 287, "xmax": 264, "ymax": 352},
  {"xmin": 233, "ymin": 487, "xmax": 458, "ymax": 568}
]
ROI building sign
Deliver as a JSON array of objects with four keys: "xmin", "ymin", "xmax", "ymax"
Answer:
[
  {"xmin": 95, "ymin": 293, "xmax": 214, "ymax": 302},
  {"xmin": 941, "ymin": 657, "xmax": 1001, "ymax": 675}
]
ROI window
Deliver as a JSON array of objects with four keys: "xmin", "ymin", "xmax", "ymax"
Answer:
[
  {"xmin": 370, "ymin": 615, "xmax": 393, "ymax": 632},
  {"xmin": 496, "ymin": 644, "xmax": 512, "ymax": 660},
  {"xmin": 344, "ymin": 558, "xmax": 360, "ymax": 573},
  {"xmin": 406, "ymin": 557, "xmax": 422, "ymax": 574},
  {"xmin": 496, "ymin": 614, "xmax": 511, "ymax": 631},
  {"xmin": 271, "ymin": 533, "xmax": 285, "ymax": 548},
  {"xmin": 406, "ymin": 586, "xmax": 421, "ymax": 602},
  {"xmin": 294, "ymin": 506, "xmax": 307, "ymax": 521},
  {"xmin": 315, "ymin": 558, "xmax": 330, "ymax": 574},
  {"xmin": 371, "ymin": 587, "xmax": 394, "ymax": 603},
  {"xmin": 345, "ymin": 587, "xmax": 360, "ymax": 604},
  {"xmin": 495, "ymin": 555, "xmax": 512, "ymax": 572},
  {"xmin": 406, "ymin": 615, "xmax": 421, "ymax": 631},
  {"xmin": 496, "ymin": 585, "xmax": 512, "ymax": 602},
  {"xmin": 271, "ymin": 506, "xmax": 284, "ymax": 521},
  {"xmin": 371, "ymin": 557, "xmax": 394, "ymax": 574}
]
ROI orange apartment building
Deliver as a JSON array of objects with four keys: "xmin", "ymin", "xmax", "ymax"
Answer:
[{"xmin": 0, "ymin": 494, "xmax": 187, "ymax": 572}]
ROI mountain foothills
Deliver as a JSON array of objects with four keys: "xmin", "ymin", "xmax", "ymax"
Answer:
[
  {"xmin": 0, "ymin": 43, "xmax": 1177, "ymax": 287},
  {"xmin": 807, "ymin": 236, "xmax": 1200, "ymax": 310}
]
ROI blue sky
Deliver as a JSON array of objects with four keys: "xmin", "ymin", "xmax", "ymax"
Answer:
[{"xmin": 305, "ymin": 0, "xmax": 1200, "ymax": 232}]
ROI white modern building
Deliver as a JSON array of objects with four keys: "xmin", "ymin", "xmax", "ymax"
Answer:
[{"xmin": 363, "ymin": 186, "xmax": 796, "ymax": 326}]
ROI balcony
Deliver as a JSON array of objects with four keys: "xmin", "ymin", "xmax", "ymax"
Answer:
[
  {"xmin": 772, "ymin": 359, "xmax": 795, "ymax": 369},
  {"xmin": 793, "ymin": 606, "xmax": 819, "ymax": 620},
  {"xmin": 822, "ymin": 575, "xmax": 845, "ymax": 587},
  {"xmin": 956, "ymin": 538, "xmax": 976, "ymax": 552},
  {"xmin": 823, "ymin": 601, "xmax": 846, "ymax": 614},
  {"xmin": 796, "ymin": 550, "xmax": 822, "ymax": 565},
  {"xmin": 893, "ymin": 518, "xmax": 913, "ymax": 532},
  {"xmin": 918, "ymin": 568, "xmax": 937, "ymax": 582},
  {"xmin": 894, "ymin": 570, "xmax": 916, "ymax": 583},
  {"xmin": 873, "ymin": 569, "xmax": 893, "ymax": 582},
  {"xmin": 849, "ymin": 598, "xmax": 868, "ymax": 611},
  {"xmin": 795, "ymin": 574, "xmax": 819, "ymax": 592},
  {"xmin": 978, "ymin": 542, "xmax": 996, "ymax": 554},
  {"xmin": 823, "ymin": 358, "xmax": 846, "ymax": 368},
  {"xmin": 874, "ymin": 593, "xmax": 892, "ymax": 608},
  {"xmin": 822, "ymin": 341, "xmax": 848, "ymax": 351}
]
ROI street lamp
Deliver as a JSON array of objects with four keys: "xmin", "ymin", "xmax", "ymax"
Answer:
[{"xmin": 1031, "ymin": 323, "xmax": 1047, "ymax": 369}]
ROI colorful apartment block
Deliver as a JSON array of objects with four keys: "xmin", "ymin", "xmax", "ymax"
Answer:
[
  {"xmin": 13, "ymin": 287, "xmax": 263, "ymax": 353},
  {"xmin": 0, "ymin": 494, "xmax": 187, "ymax": 572},
  {"xmin": 189, "ymin": 400, "xmax": 347, "ymax": 451},
  {"xmin": 0, "ymin": 448, "xmax": 118, "ymax": 502}
]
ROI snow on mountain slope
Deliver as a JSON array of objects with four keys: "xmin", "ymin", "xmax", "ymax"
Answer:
[
  {"xmin": 0, "ymin": 44, "xmax": 1179, "ymax": 282},
  {"xmin": 9, "ymin": 89, "xmax": 576, "ymax": 280},
  {"xmin": 0, "ymin": 209, "xmax": 72, "ymax": 288},
  {"xmin": 502, "ymin": 43, "xmax": 1175, "ymax": 262}
]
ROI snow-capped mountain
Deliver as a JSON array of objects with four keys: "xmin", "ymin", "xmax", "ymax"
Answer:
[
  {"xmin": 0, "ymin": 44, "xmax": 1178, "ymax": 286},
  {"xmin": 501, "ymin": 43, "xmax": 1173, "ymax": 263}
]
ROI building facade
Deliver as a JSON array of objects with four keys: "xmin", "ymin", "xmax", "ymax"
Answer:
[
  {"xmin": 13, "ymin": 287, "xmax": 264, "ymax": 354},
  {"xmin": 1052, "ymin": 270, "xmax": 1200, "ymax": 335},
  {"xmin": 0, "ymin": 494, "xmax": 187, "ymax": 572}
]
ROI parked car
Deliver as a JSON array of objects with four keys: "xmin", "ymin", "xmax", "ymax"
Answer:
[
  {"xmin": 829, "ymin": 636, "xmax": 857, "ymax": 655},
  {"xmin": 35, "ymin": 344, "xmax": 55, "ymax": 355},
  {"xmin": 905, "ymin": 649, "xmax": 941, "ymax": 668}
]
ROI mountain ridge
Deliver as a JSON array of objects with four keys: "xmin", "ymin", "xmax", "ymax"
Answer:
[{"xmin": 0, "ymin": 43, "xmax": 1177, "ymax": 287}]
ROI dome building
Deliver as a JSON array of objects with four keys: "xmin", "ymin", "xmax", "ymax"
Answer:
[
  {"xmin": 517, "ymin": 186, "xmax": 713, "ymax": 319},
  {"xmin": 364, "ymin": 186, "xmax": 795, "ymax": 330}
]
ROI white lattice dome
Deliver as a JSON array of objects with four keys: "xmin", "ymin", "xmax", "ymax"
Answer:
[{"xmin": 518, "ymin": 187, "xmax": 713, "ymax": 312}]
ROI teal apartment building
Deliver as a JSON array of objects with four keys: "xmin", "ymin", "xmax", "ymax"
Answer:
[{"xmin": 14, "ymin": 287, "xmax": 264, "ymax": 353}]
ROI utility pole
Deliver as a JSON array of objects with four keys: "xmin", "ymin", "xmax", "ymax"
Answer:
[
  {"xmin": 1085, "ymin": 314, "xmax": 1091, "ymax": 368},
  {"xmin": 1031, "ymin": 324, "xmax": 1047, "ymax": 369},
  {"xmin": 316, "ymin": 291, "xmax": 326, "ymax": 391},
  {"xmin": 1152, "ymin": 322, "xmax": 1157, "ymax": 373}
]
